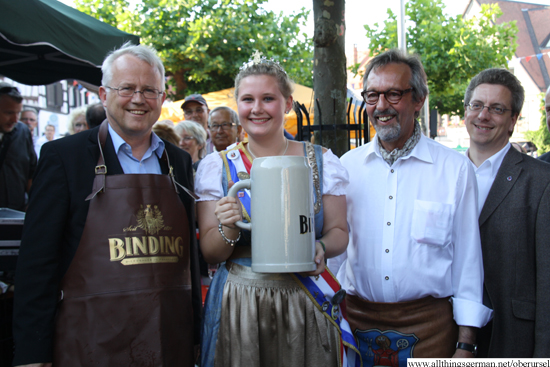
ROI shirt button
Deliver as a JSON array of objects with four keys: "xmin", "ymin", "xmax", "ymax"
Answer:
[
  {"xmin": 391, "ymin": 169, "xmax": 394, "ymax": 173},
  {"xmin": 389, "ymin": 196, "xmax": 393, "ymax": 200},
  {"xmin": 387, "ymin": 222, "xmax": 391, "ymax": 226},
  {"xmin": 385, "ymin": 249, "xmax": 389, "ymax": 253},
  {"xmin": 385, "ymin": 276, "xmax": 389, "ymax": 280}
]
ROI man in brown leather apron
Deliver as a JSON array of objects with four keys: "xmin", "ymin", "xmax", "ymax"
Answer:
[
  {"xmin": 327, "ymin": 49, "xmax": 493, "ymax": 366},
  {"xmin": 13, "ymin": 43, "xmax": 201, "ymax": 367}
]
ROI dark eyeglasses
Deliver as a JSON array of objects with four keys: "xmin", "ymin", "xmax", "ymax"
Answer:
[
  {"xmin": 465, "ymin": 102, "xmax": 511, "ymax": 115},
  {"xmin": 361, "ymin": 88, "xmax": 413, "ymax": 105},
  {"xmin": 105, "ymin": 86, "xmax": 163, "ymax": 99}
]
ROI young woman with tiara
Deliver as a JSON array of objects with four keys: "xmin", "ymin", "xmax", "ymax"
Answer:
[{"xmin": 195, "ymin": 52, "xmax": 358, "ymax": 367}]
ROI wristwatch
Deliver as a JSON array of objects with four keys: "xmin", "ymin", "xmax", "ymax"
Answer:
[{"xmin": 456, "ymin": 342, "xmax": 477, "ymax": 356}]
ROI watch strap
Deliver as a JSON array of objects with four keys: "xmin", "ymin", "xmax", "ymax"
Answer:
[{"xmin": 456, "ymin": 342, "xmax": 477, "ymax": 355}]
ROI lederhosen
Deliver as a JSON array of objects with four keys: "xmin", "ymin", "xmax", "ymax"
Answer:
[{"xmin": 53, "ymin": 122, "xmax": 194, "ymax": 366}]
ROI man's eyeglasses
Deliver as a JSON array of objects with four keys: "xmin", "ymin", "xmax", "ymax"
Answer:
[
  {"xmin": 105, "ymin": 86, "xmax": 163, "ymax": 99},
  {"xmin": 209, "ymin": 122, "xmax": 236, "ymax": 131},
  {"xmin": 361, "ymin": 88, "xmax": 413, "ymax": 105},
  {"xmin": 465, "ymin": 102, "xmax": 511, "ymax": 115},
  {"xmin": 183, "ymin": 108, "xmax": 206, "ymax": 116}
]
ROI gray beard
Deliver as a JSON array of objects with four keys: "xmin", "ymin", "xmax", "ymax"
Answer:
[{"xmin": 374, "ymin": 119, "xmax": 401, "ymax": 142}]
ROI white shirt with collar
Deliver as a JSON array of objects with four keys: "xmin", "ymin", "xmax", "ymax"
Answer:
[
  {"xmin": 465, "ymin": 143, "xmax": 511, "ymax": 215},
  {"xmin": 327, "ymin": 133, "xmax": 492, "ymax": 328},
  {"xmin": 108, "ymin": 124, "xmax": 165, "ymax": 174}
]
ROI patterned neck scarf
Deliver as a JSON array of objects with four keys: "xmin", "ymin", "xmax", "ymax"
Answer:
[{"xmin": 378, "ymin": 120, "xmax": 421, "ymax": 166}]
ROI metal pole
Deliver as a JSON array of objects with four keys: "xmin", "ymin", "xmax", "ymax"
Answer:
[
  {"xmin": 397, "ymin": 0, "xmax": 407, "ymax": 52},
  {"xmin": 424, "ymin": 95, "xmax": 430, "ymax": 137}
]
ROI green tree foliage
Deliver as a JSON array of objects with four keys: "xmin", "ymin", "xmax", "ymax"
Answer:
[
  {"xmin": 75, "ymin": 0, "xmax": 313, "ymax": 99},
  {"xmin": 358, "ymin": 0, "xmax": 517, "ymax": 116},
  {"xmin": 524, "ymin": 94, "xmax": 550, "ymax": 154}
]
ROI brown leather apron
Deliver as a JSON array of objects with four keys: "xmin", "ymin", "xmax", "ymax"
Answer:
[
  {"xmin": 53, "ymin": 122, "xmax": 194, "ymax": 366},
  {"xmin": 346, "ymin": 294, "xmax": 458, "ymax": 365}
]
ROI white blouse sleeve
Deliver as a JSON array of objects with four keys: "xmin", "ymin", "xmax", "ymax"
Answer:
[
  {"xmin": 322, "ymin": 149, "xmax": 349, "ymax": 196},
  {"xmin": 194, "ymin": 152, "xmax": 224, "ymax": 202}
]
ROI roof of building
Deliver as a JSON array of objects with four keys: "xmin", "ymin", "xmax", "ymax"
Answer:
[{"xmin": 466, "ymin": 0, "xmax": 550, "ymax": 92}]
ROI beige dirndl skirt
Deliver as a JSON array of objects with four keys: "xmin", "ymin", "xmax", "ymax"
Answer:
[{"xmin": 214, "ymin": 261, "xmax": 340, "ymax": 367}]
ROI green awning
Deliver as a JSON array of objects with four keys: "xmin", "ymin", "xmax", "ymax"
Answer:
[{"xmin": 0, "ymin": 0, "xmax": 139, "ymax": 86}]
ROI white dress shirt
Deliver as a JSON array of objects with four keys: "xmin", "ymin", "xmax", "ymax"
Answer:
[
  {"xmin": 466, "ymin": 143, "xmax": 511, "ymax": 215},
  {"xmin": 327, "ymin": 134, "xmax": 492, "ymax": 328}
]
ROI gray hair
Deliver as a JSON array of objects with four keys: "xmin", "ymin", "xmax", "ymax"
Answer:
[
  {"xmin": 174, "ymin": 120, "xmax": 208, "ymax": 159},
  {"xmin": 101, "ymin": 42, "xmax": 165, "ymax": 90},
  {"xmin": 68, "ymin": 106, "xmax": 87, "ymax": 135},
  {"xmin": 208, "ymin": 106, "xmax": 240, "ymax": 127},
  {"xmin": 235, "ymin": 61, "xmax": 294, "ymax": 99},
  {"xmin": 464, "ymin": 68, "xmax": 524, "ymax": 116},
  {"xmin": 22, "ymin": 107, "xmax": 38, "ymax": 115},
  {"xmin": 363, "ymin": 49, "xmax": 429, "ymax": 104}
]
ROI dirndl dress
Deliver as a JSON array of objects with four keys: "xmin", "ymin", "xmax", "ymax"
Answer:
[{"xmin": 196, "ymin": 142, "xmax": 350, "ymax": 367}]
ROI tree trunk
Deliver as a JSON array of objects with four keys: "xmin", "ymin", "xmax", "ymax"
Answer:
[
  {"xmin": 173, "ymin": 69, "xmax": 188, "ymax": 101},
  {"xmin": 312, "ymin": 0, "xmax": 347, "ymax": 157}
]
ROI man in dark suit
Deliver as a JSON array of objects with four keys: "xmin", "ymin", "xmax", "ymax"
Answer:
[
  {"xmin": 0, "ymin": 83, "xmax": 37, "ymax": 211},
  {"xmin": 464, "ymin": 68, "xmax": 550, "ymax": 357},
  {"xmin": 537, "ymin": 86, "xmax": 550, "ymax": 163},
  {"xmin": 13, "ymin": 43, "xmax": 201, "ymax": 366}
]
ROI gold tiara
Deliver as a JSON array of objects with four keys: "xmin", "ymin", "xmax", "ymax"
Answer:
[{"xmin": 239, "ymin": 50, "xmax": 287, "ymax": 74}]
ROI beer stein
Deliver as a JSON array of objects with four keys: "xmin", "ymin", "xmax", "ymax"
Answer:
[{"xmin": 227, "ymin": 156, "xmax": 316, "ymax": 273}]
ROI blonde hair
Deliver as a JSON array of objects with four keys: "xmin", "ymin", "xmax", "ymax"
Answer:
[
  {"xmin": 153, "ymin": 120, "xmax": 179, "ymax": 146},
  {"xmin": 235, "ymin": 61, "xmax": 294, "ymax": 99},
  {"xmin": 68, "ymin": 106, "xmax": 87, "ymax": 135},
  {"xmin": 174, "ymin": 121, "xmax": 207, "ymax": 159}
]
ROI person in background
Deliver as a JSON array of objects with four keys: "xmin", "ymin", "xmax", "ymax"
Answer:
[
  {"xmin": 34, "ymin": 124, "xmax": 56, "ymax": 159},
  {"xmin": 85, "ymin": 102, "xmax": 106, "ymax": 129},
  {"xmin": 208, "ymin": 106, "xmax": 241, "ymax": 152},
  {"xmin": 181, "ymin": 94, "xmax": 214, "ymax": 154},
  {"xmin": 328, "ymin": 49, "xmax": 491, "ymax": 361},
  {"xmin": 463, "ymin": 68, "xmax": 550, "ymax": 357},
  {"xmin": 174, "ymin": 120, "xmax": 207, "ymax": 171},
  {"xmin": 0, "ymin": 82, "xmax": 36, "ymax": 211},
  {"xmin": 20, "ymin": 107, "xmax": 38, "ymax": 137},
  {"xmin": 67, "ymin": 106, "xmax": 89, "ymax": 135},
  {"xmin": 153, "ymin": 119, "xmax": 180, "ymax": 146}
]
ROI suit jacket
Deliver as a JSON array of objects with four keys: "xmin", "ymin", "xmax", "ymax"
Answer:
[
  {"xmin": 477, "ymin": 147, "xmax": 550, "ymax": 357},
  {"xmin": 12, "ymin": 125, "xmax": 202, "ymax": 365},
  {"xmin": 0, "ymin": 121, "xmax": 36, "ymax": 211}
]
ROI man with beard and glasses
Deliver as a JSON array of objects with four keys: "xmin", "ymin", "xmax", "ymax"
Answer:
[{"xmin": 328, "ymin": 49, "xmax": 491, "ymax": 362}]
